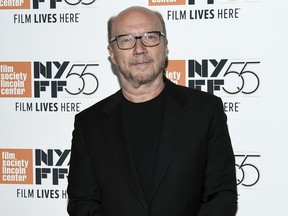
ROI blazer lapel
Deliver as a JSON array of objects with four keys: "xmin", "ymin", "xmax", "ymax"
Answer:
[
  {"xmin": 151, "ymin": 80, "xmax": 189, "ymax": 202},
  {"xmin": 101, "ymin": 91, "xmax": 149, "ymax": 210}
]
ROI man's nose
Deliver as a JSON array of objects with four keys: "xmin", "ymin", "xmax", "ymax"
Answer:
[{"xmin": 133, "ymin": 39, "xmax": 147, "ymax": 55}]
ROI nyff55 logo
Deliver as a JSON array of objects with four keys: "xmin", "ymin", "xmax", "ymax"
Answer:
[
  {"xmin": 34, "ymin": 61, "xmax": 99, "ymax": 98},
  {"xmin": 32, "ymin": 0, "xmax": 96, "ymax": 9},
  {"xmin": 235, "ymin": 154, "xmax": 261, "ymax": 187},
  {"xmin": 0, "ymin": 61, "xmax": 99, "ymax": 98},
  {"xmin": 35, "ymin": 149, "xmax": 70, "ymax": 185},
  {"xmin": 166, "ymin": 59, "xmax": 260, "ymax": 96}
]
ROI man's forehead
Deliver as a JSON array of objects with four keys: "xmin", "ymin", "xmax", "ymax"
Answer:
[
  {"xmin": 117, "ymin": 6, "xmax": 156, "ymax": 19},
  {"xmin": 112, "ymin": 9, "xmax": 161, "ymax": 34}
]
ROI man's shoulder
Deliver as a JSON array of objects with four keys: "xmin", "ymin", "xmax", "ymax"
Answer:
[
  {"xmin": 166, "ymin": 79, "xmax": 221, "ymax": 106},
  {"xmin": 76, "ymin": 90, "xmax": 122, "ymax": 119}
]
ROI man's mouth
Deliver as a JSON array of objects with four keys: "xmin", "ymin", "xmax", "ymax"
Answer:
[
  {"xmin": 134, "ymin": 61, "xmax": 149, "ymax": 65},
  {"xmin": 131, "ymin": 59, "xmax": 152, "ymax": 66}
]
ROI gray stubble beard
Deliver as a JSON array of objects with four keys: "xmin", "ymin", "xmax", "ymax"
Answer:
[{"xmin": 118, "ymin": 56, "xmax": 167, "ymax": 86}]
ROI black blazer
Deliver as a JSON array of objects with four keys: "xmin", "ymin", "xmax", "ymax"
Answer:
[{"xmin": 67, "ymin": 78, "xmax": 237, "ymax": 216}]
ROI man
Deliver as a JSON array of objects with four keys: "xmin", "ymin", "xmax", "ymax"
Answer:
[{"xmin": 67, "ymin": 6, "xmax": 237, "ymax": 216}]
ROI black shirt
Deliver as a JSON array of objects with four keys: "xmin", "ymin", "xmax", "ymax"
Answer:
[{"xmin": 122, "ymin": 89, "xmax": 165, "ymax": 202}]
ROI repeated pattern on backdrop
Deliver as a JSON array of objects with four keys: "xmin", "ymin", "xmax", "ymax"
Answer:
[{"xmin": 0, "ymin": 0, "xmax": 287, "ymax": 215}]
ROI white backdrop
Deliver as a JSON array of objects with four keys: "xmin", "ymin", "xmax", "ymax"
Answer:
[{"xmin": 1, "ymin": 0, "xmax": 287, "ymax": 215}]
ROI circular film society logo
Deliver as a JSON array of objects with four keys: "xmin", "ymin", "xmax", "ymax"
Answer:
[{"xmin": 165, "ymin": 59, "xmax": 260, "ymax": 96}]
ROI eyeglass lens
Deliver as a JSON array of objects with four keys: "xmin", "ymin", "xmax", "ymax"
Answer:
[{"xmin": 117, "ymin": 32, "xmax": 161, "ymax": 49}]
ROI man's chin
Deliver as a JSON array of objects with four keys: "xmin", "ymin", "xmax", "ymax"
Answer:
[
  {"xmin": 132, "ymin": 64, "xmax": 151, "ymax": 73},
  {"xmin": 132, "ymin": 72, "xmax": 161, "ymax": 85},
  {"xmin": 119, "ymin": 67, "xmax": 162, "ymax": 86}
]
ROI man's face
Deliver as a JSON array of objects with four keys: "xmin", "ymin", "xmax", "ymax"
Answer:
[{"xmin": 108, "ymin": 8, "xmax": 168, "ymax": 86}]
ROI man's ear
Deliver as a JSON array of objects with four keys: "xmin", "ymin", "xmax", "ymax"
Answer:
[
  {"xmin": 165, "ymin": 47, "xmax": 169, "ymax": 57},
  {"xmin": 108, "ymin": 45, "xmax": 116, "ymax": 65}
]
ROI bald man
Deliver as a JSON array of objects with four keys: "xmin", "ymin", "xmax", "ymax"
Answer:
[{"xmin": 67, "ymin": 6, "xmax": 237, "ymax": 216}]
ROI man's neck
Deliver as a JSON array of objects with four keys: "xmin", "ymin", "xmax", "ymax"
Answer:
[{"xmin": 121, "ymin": 76, "xmax": 165, "ymax": 103}]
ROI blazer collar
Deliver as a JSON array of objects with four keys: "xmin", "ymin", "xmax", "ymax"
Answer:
[
  {"xmin": 102, "ymin": 77, "xmax": 189, "ymax": 115},
  {"xmin": 151, "ymin": 82, "xmax": 189, "ymax": 202}
]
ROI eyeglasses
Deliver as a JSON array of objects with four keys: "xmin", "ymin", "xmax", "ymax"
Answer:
[{"xmin": 110, "ymin": 31, "xmax": 166, "ymax": 50}]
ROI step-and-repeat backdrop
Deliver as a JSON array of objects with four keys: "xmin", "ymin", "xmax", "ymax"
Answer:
[{"xmin": 1, "ymin": 0, "xmax": 287, "ymax": 215}]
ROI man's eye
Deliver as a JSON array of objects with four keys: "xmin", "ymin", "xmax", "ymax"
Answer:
[
  {"xmin": 119, "ymin": 36, "xmax": 133, "ymax": 43},
  {"xmin": 145, "ymin": 34, "xmax": 157, "ymax": 41}
]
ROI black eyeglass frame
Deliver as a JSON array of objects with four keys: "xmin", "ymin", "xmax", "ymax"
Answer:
[{"xmin": 110, "ymin": 31, "xmax": 166, "ymax": 50}]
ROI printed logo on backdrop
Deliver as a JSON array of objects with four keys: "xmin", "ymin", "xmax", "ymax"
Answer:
[
  {"xmin": 0, "ymin": 149, "xmax": 33, "ymax": 184},
  {"xmin": 235, "ymin": 154, "xmax": 261, "ymax": 188},
  {"xmin": 149, "ymin": 0, "xmax": 262, "ymax": 20},
  {"xmin": 0, "ymin": 62, "xmax": 32, "ymax": 97},
  {"xmin": 165, "ymin": 59, "xmax": 261, "ymax": 112},
  {"xmin": 0, "ymin": 0, "xmax": 97, "ymax": 24},
  {"xmin": 0, "ymin": 61, "xmax": 100, "ymax": 112},
  {"xmin": 33, "ymin": 61, "xmax": 99, "ymax": 98},
  {"xmin": 165, "ymin": 60, "xmax": 186, "ymax": 86},
  {"xmin": 0, "ymin": 148, "xmax": 70, "ymax": 199}
]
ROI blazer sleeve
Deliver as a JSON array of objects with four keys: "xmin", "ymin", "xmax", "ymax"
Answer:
[
  {"xmin": 67, "ymin": 114, "xmax": 104, "ymax": 216},
  {"xmin": 196, "ymin": 97, "xmax": 238, "ymax": 216}
]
